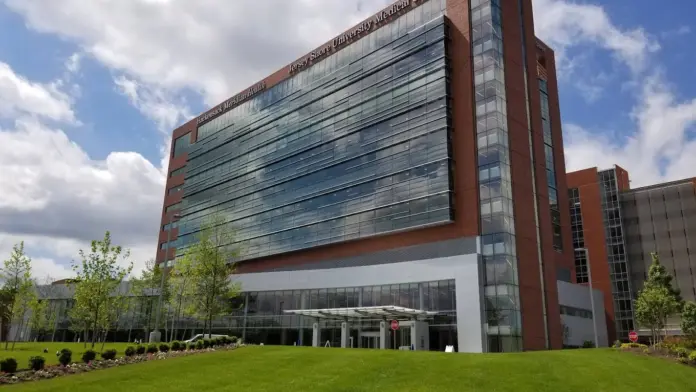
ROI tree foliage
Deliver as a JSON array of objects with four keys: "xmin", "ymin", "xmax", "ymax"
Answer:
[
  {"xmin": 644, "ymin": 252, "xmax": 683, "ymax": 308},
  {"xmin": 168, "ymin": 254, "xmax": 195, "ymax": 341},
  {"xmin": 131, "ymin": 259, "xmax": 170, "ymax": 333},
  {"xmin": 681, "ymin": 301, "xmax": 696, "ymax": 339},
  {"xmin": 69, "ymin": 231, "xmax": 133, "ymax": 348},
  {"xmin": 0, "ymin": 242, "xmax": 36, "ymax": 350},
  {"xmin": 186, "ymin": 214, "xmax": 242, "ymax": 336},
  {"xmin": 634, "ymin": 286, "xmax": 678, "ymax": 344}
]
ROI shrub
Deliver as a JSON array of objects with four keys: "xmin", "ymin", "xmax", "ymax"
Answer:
[
  {"xmin": 171, "ymin": 341, "xmax": 182, "ymax": 351},
  {"xmin": 664, "ymin": 336, "xmax": 696, "ymax": 350},
  {"xmin": 689, "ymin": 350, "xmax": 696, "ymax": 363},
  {"xmin": 58, "ymin": 349, "xmax": 72, "ymax": 366},
  {"xmin": 195, "ymin": 340, "xmax": 204, "ymax": 350},
  {"xmin": 230, "ymin": 336, "xmax": 238, "ymax": 344},
  {"xmin": 203, "ymin": 339, "xmax": 212, "ymax": 348},
  {"xmin": 29, "ymin": 356, "xmax": 46, "ymax": 371},
  {"xmin": 82, "ymin": 349, "xmax": 97, "ymax": 363},
  {"xmin": 620, "ymin": 342, "xmax": 646, "ymax": 349},
  {"xmin": 101, "ymin": 349, "xmax": 118, "ymax": 360},
  {"xmin": 125, "ymin": 346, "xmax": 136, "ymax": 357},
  {"xmin": 136, "ymin": 345, "xmax": 146, "ymax": 355},
  {"xmin": 189, "ymin": 342, "xmax": 197, "ymax": 351},
  {"xmin": 582, "ymin": 340, "xmax": 594, "ymax": 348},
  {"xmin": 677, "ymin": 356, "xmax": 689, "ymax": 364},
  {"xmin": 675, "ymin": 347, "xmax": 690, "ymax": 359},
  {"xmin": 213, "ymin": 338, "xmax": 222, "ymax": 347},
  {"xmin": 0, "ymin": 358, "xmax": 18, "ymax": 374},
  {"xmin": 159, "ymin": 343, "xmax": 170, "ymax": 353},
  {"xmin": 146, "ymin": 344, "xmax": 158, "ymax": 354},
  {"xmin": 612, "ymin": 340, "xmax": 622, "ymax": 348}
]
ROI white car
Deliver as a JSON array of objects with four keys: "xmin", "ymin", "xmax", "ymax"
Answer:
[{"xmin": 183, "ymin": 334, "xmax": 229, "ymax": 343}]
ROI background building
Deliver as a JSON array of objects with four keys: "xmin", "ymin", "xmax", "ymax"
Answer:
[
  {"xmin": 157, "ymin": 0, "xmax": 583, "ymax": 353},
  {"xmin": 567, "ymin": 166, "xmax": 696, "ymax": 340}
]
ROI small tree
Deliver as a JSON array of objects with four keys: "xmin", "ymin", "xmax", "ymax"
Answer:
[
  {"xmin": 28, "ymin": 296, "xmax": 49, "ymax": 341},
  {"xmin": 1, "ymin": 242, "xmax": 36, "ymax": 350},
  {"xmin": 644, "ymin": 253, "xmax": 683, "ymax": 308},
  {"xmin": 168, "ymin": 254, "xmax": 195, "ymax": 341},
  {"xmin": 70, "ymin": 231, "xmax": 133, "ymax": 349},
  {"xmin": 634, "ymin": 286, "xmax": 678, "ymax": 344},
  {"xmin": 131, "ymin": 260, "xmax": 170, "ymax": 338},
  {"xmin": 681, "ymin": 301, "xmax": 696, "ymax": 339},
  {"xmin": 188, "ymin": 214, "xmax": 242, "ymax": 337}
]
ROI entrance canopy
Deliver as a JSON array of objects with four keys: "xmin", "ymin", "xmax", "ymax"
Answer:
[{"xmin": 283, "ymin": 305, "xmax": 438, "ymax": 320}]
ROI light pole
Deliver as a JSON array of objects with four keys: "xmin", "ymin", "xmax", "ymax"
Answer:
[
  {"xmin": 576, "ymin": 247, "xmax": 599, "ymax": 348},
  {"xmin": 150, "ymin": 212, "xmax": 180, "ymax": 343}
]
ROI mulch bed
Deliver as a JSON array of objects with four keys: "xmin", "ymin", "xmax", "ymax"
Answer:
[{"xmin": 0, "ymin": 344, "xmax": 243, "ymax": 385}]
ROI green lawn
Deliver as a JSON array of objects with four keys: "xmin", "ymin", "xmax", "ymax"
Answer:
[
  {"xmin": 0, "ymin": 342, "xmax": 133, "ymax": 369},
  {"xmin": 3, "ymin": 346, "xmax": 695, "ymax": 391}
]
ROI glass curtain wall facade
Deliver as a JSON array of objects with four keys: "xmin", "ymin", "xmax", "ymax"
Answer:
[
  {"xmin": 177, "ymin": 4, "xmax": 452, "ymax": 262},
  {"xmin": 569, "ymin": 188, "xmax": 588, "ymax": 283},
  {"xmin": 598, "ymin": 169, "xmax": 634, "ymax": 337},
  {"xmin": 539, "ymin": 80, "xmax": 562, "ymax": 250},
  {"xmin": 470, "ymin": 0, "xmax": 522, "ymax": 352},
  {"xmin": 242, "ymin": 279, "xmax": 457, "ymax": 350}
]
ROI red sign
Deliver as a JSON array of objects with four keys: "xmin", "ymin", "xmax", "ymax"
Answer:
[
  {"xmin": 628, "ymin": 331, "xmax": 638, "ymax": 343},
  {"xmin": 390, "ymin": 320, "xmax": 399, "ymax": 331}
]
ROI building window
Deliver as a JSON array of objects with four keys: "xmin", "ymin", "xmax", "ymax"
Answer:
[
  {"xmin": 169, "ymin": 166, "xmax": 186, "ymax": 178},
  {"xmin": 168, "ymin": 185, "xmax": 183, "ymax": 195},
  {"xmin": 173, "ymin": 133, "xmax": 191, "ymax": 157},
  {"xmin": 162, "ymin": 221, "xmax": 179, "ymax": 231},
  {"xmin": 574, "ymin": 249, "xmax": 588, "ymax": 284},
  {"xmin": 165, "ymin": 202, "xmax": 181, "ymax": 213}
]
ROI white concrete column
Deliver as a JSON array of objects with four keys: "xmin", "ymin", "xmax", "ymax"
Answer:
[
  {"xmin": 379, "ymin": 321, "xmax": 387, "ymax": 349},
  {"xmin": 340, "ymin": 322, "xmax": 349, "ymax": 348},
  {"xmin": 312, "ymin": 322, "xmax": 321, "ymax": 347},
  {"xmin": 411, "ymin": 320, "xmax": 430, "ymax": 351}
]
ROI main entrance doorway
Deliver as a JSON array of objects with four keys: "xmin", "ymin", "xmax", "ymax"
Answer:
[{"xmin": 360, "ymin": 332, "xmax": 380, "ymax": 349}]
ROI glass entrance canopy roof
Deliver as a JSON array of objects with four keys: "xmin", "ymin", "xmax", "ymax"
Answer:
[{"xmin": 283, "ymin": 306, "xmax": 439, "ymax": 320}]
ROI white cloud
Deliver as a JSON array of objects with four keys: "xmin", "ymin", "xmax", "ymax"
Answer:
[
  {"xmin": 65, "ymin": 53, "xmax": 81, "ymax": 74},
  {"xmin": 4, "ymin": 0, "xmax": 393, "ymax": 106},
  {"xmin": 533, "ymin": 1, "xmax": 696, "ymax": 187},
  {"xmin": 0, "ymin": 62, "xmax": 76, "ymax": 123},
  {"xmin": 533, "ymin": 0, "xmax": 659, "ymax": 74},
  {"xmin": 0, "ymin": 63, "xmax": 163, "ymax": 279}
]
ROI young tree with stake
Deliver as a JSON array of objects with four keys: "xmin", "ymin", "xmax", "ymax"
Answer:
[
  {"xmin": 0, "ymin": 242, "xmax": 36, "ymax": 350},
  {"xmin": 187, "ymin": 214, "xmax": 242, "ymax": 337},
  {"xmin": 70, "ymin": 231, "xmax": 133, "ymax": 348}
]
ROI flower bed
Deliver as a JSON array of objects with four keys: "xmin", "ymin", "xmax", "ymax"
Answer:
[
  {"xmin": 0, "ymin": 344, "xmax": 244, "ymax": 385},
  {"xmin": 615, "ymin": 339, "xmax": 696, "ymax": 368}
]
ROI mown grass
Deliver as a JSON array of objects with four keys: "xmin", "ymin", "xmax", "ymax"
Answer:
[{"xmin": 3, "ymin": 346, "xmax": 696, "ymax": 391}]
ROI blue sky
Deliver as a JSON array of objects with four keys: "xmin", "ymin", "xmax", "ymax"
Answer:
[{"xmin": 0, "ymin": 0, "xmax": 694, "ymax": 279}]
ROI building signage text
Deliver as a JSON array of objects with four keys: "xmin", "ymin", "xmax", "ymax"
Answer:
[
  {"xmin": 289, "ymin": 0, "xmax": 421, "ymax": 74},
  {"xmin": 196, "ymin": 81, "xmax": 266, "ymax": 125}
]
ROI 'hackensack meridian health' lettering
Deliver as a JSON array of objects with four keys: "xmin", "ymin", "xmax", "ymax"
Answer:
[
  {"xmin": 197, "ymin": 81, "xmax": 266, "ymax": 124},
  {"xmin": 290, "ymin": 0, "xmax": 418, "ymax": 73}
]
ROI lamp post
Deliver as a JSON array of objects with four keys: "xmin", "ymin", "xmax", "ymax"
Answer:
[
  {"xmin": 576, "ymin": 247, "xmax": 599, "ymax": 348},
  {"xmin": 149, "ymin": 212, "xmax": 180, "ymax": 343}
]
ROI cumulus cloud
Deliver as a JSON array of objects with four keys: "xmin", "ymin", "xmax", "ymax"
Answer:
[
  {"xmin": 533, "ymin": 0, "xmax": 696, "ymax": 187},
  {"xmin": 4, "ymin": 0, "xmax": 393, "ymax": 106},
  {"xmin": 0, "ymin": 62, "xmax": 76, "ymax": 123},
  {"xmin": 0, "ymin": 61, "xmax": 163, "ymax": 279}
]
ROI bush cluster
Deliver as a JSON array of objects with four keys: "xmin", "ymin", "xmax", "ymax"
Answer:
[
  {"xmin": 82, "ymin": 349, "xmax": 97, "ymax": 364},
  {"xmin": 146, "ymin": 344, "xmax": 158, "ymax": 354},
  {"xmin": 171, "ymin": 341, "xmax": 182, "ymax": 351},
  {"xmin": 159, "ymin": 343, "xmax": 170, "ymax": 353},
  {"xmin": 136, "ymin": 345, "xmax": 146, "ymax": 355},
  {"xmin": 612, "ymin": 340, "xmax": 622, "ymax": 348},
  {"xmin": 195, "ymin": 340, "xmax": 204, "ymax": 350},
  {"xmin": 124, "ymin": 346, "xmax": 136, "ymax": 357},
  {"xmin": 620, "ymin": 342, "xmax": 647, "ymax": 349},
  {"xmin": 58, "ymin": 349, "xmax": 72, "ymax": 366},
  {"xmin": 101, "ymin": 349, "xmax": 117, "ymax": 361},
  {"xmin": 0, "ymin": 358, "xmax": 18, "ymax": 374},
  {"xmin": 29, "ymin": 356, "xmax": 45, "ymax": 371},
  {"xmin": 202, "ymin": 339, "xmax": 211, "ymax": 349}
]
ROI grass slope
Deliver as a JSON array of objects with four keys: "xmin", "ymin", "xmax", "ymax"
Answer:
[
  {"xmin": 4, "ymin": 346, "xmax": 696, "ymax": 392},
  {"xmin": 0, "ymin": 343, "xmax": 133, "ymax": 369}
]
